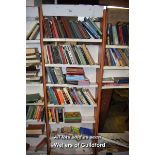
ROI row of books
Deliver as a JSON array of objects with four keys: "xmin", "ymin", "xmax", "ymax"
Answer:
[
  {"xmin": 46, "ymin": 67, "xmax": 89, "ymax": 85},
  {"xmin": 43, "ymin": 16, "xmax": 102, "ymax": 39},
  {"xmin": 107, "ymin": 22, "xmax": 129, "ymax": 45},
  {"xmin": 26, "ymin": 48, "xmax": 42, "ymax": 83},
  {"xmin": 48, "ymin": 108, "xmax": 64, "ymax": 123},
  {"xmin": 48, "ymin": 109, "xmax": 82, "ymax": 123},
  {"xmin": 51, "ymin": 126, "xmax": 93, "ymax": 136},
  {"xmin": 26, "ymin": 106, "xmax": 45, "ymax": 122},
  {"xmin": 26, "ymin": 20, "xmax": 40, "ymax": 40},
  {"xmin": 44, "ymin": 44, "xmax": 95, "ymax": 65},
  {"xmin": 105, "ymin": 48, "xmax": 129, "ymax": 66},
  {"xmin": 47, "ymin": 87, "xmax": 96, "ymax": 106}
]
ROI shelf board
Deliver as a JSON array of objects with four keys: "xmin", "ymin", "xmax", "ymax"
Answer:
[
  {"xmin": 43, "ymin": 38, "xmax": 102, "ymax": 43},
  {"xmin": 102, "ymin": 85, "xmax": 129, "ymax": 89},
  {"xmin": 106, "ymin": 45, "xmax": 129, "ymax": 49},
  {"xmin": 26, "ymin": 83, "xmax": 43, "ymax": 87},
  {"xmin": 104, "ymin": 66, "xmax": 129, "ymax": 70},
  {"xmin": 46, "ymin": 83, "xmax": 98, "ymax": 88},
  {"xmin": 45, "ymin": 64, "xmax": 100, "ymax": 68},
  {"xmin": 26, "ymin": 120, "xmax": 45, "ymax": 124},
  {"xmin": 48, "ymin": 104, "xmax": 97, "ymax": 108},
  {"xmin": 26, "ymin": 103, "xmax": 44, "ymax": 106},
  {"xmin": 26, "ymin": 40, "xmax": 40, "ymax": 44},
  {"xmin": 49, "ymin": 116, "xmax": 95, "ymax": 124}
]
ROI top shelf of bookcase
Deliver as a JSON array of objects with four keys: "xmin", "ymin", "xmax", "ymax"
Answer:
[{"xmin": 43, "ymin": 38, "xmax": 102, "ymax": 43}]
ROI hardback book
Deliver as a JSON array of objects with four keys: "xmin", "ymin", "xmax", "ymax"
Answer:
[
  {"xmin": 26, "ymin": 20, "xmax": 38, "ymax": 39},
  {"xmin": 28, "ymin": 24, "xmax": 40, "ymax": 40},
  {"xmin": 81, "ymin": 44, "xmax": 95, "ymax": 65},
  {"xmin": 26, "ymin": 93, "xmax": 42, "ymax": 103},
  {"xmin": 64, "ymin": 112, "xmax": 81, "ymax": 123},
  {"xmin": 112, "ymin": 25, "xmax": 119, "ymax": 45},
  {"xmin": 82, "ymin": 21, "xmax": 100, "ymax": 39},
  {"xmin": 77, "ymin": 21, "xmax": 91, "ymax": 39},
  {"xmin": 47, "ymin": 87, "xmax": 58, "ymax": 105},
  {"xmin": 80, "ymin": 127, "xmax": 93, "ymax": 136}
]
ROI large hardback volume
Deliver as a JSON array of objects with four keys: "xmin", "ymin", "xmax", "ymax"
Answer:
[
  {"xmin": 77, "ymin": 21, "xmax": 91, "ymax": 39},
  {"xmin": 60, "ymin": 17, "xmax": 73, "ymax": 38},
  {"xmin": 43, "ymin": 18, "xmax": 52, "ymax": 38},
  {"xmin": 64, "ymin": 112, "xmax": 81, "ymax": 123}
]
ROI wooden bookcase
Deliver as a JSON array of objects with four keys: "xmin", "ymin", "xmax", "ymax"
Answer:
[
  {"xmin": 37, "ymin": 4, "xmax": 105, "ymax": 155},
  {"xmin": 98, "ymin": 7, "xmax": 129, "ymax": 154},
  {"xmin": 26, "ymin": 5, "xmax": 47, "ymax": 154}
]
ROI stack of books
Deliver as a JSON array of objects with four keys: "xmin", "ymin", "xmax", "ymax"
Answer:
[
  {"xmin": 44, "ymin": 44, "xmax": 95, "ymax": 65},
  {"xmin": 26, "ymin": 93, "xmax": 43, "ymax": 104},
  {"xmin": 43, "ymin": 16, "xmax": 102, "ymax": 39},
  {"xmin": 47, "ymin": 87, "xmax": 96, "ymax": 106},
  {"xmin": 64, "ymin": 112, "xmax": 81, "ymax": 123},
  {"xmin": 107, "ymin": 22, "xmax": 129, "ymax": 45},
  {"xmin": 26, "ymin": 124, "xmax": 45, "ymax": 137},
  {"xmin": 103, "ymin": 77, "xmax": 129, "ymax": 86},
  {"xmin": 46, "ymin": 67, "xmax": 65, "ymax": 84},
  {"xmin": 26, "ymin": 48, "xmax": 41, "ymax": 83},
  {"xmin": 26, "ymin": 20, "xmax": 40, "ymax": 40},
  {"xmin": 48, "ymin": 108, "xmax": 64, "ymax": 123},
  {"xmin": 66, "ymin": 68, "xmax": 90, "ymax": 85},
  {"xmin": 105, "ymin": 48, "xmax": 129, "ymax": 66},
  {"xmin": 26, "ymin": 106, "xmax": 45, "ymax": 122}
]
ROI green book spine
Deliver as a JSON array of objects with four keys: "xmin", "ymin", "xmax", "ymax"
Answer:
[{"xmin": 76, "ymin": 47, "xmax": 87, "ymax": 65}]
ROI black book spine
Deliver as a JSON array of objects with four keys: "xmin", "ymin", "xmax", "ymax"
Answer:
[
  {"xmin": 72, "ymin": 46, "xmax": 81, "ymax": 65},
  {"xmin": 50, "ymin": 68, "xmax": 58, "ymax": 84}
]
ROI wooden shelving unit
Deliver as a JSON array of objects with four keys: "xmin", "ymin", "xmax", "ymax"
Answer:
[{"xmin": 37, "ymin": 4, "xmax": 105, "ymax": 155}]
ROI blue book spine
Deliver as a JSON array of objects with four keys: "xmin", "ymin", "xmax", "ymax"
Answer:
[
  {"xmin": 112, "ymin": 48, "xmax": 122, "ymax": 60},
  {"xmin": 66, "ymin": 75, "xmax": 85, "ymax": 81},
  {"xmin": 109, "ymin": 49, "xmax": 116, "ymax": 66},
  {"xmin": 82, "ymin": 21, "xmax": 99, "ymax": 39},
  {"xmin": 46, "ymin": 67, "xmax": 54, "ymax": 83},
  {"xmin": 47, "ymin": 87, "xmax": 58, "ymax": 105}
]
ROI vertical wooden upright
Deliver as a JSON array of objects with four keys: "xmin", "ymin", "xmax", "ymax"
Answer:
[
  {"xmin": 95, "ymin": 8, "xmax": 108, "ymax": 136},
  {"xmin": 38, "ymin": 4, "xmax": 51, "ymax": 155}
]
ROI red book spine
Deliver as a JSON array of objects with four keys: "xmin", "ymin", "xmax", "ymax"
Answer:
[
  {"xmin": 53, "ymin": 88, "xmax": 61, "ymax": 105},
  {"xmin": 47, "ymin": 45, "xmax": 53, "ymax": 64},
  {"xmin": 60, "ymin": 17, "xmax": 72, "ymax": 38},
  {"xmin": 50, "ymin": 17, "xmax": 59, "ymax": 38},
  {"xmin": 119, "ymin": 25, "xmax": 124, "ymax": 45},
  {"xmin": 59, "ymin": 46, "xmax": 67, "ymax": 64}
]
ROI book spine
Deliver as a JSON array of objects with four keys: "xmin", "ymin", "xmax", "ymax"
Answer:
[
  {"xmin": 59, "ymin": 46, "xmax": 67, "ymax": 64},
  {"xmin": 82, "ymin": 21, "xmax": 100, "ymax": 39},
  {"xmin": 77, "ymin": 21, "xmax": 90, "ymax": 39},
  {"xmin": 46, "ymin": 67, "xmax": 54, "ymax": 83},
  {"xmin": 60, "ymin": 17, "xmax": 73, "ymax": 38},
  {"xmin": 112, "ymin": 25, "xmax": 119, "ymax": 45},
  {"xmin": 87, "ymin": 18, "xmax": 102, "ymax": 36}
]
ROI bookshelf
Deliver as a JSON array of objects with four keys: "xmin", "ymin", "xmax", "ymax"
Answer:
[
  {"xmin": 26, "ymin": 4, "xmax": 48, "ymax": 154},
  {"xmin": 98, "ymin": 6, "xmax": 129, "ymax": 154},
  {"xmin": 37, "ymin": 4, "xmax": 105, "ymax": 155}
]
